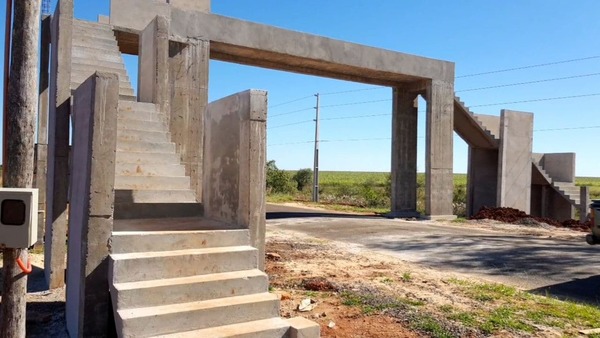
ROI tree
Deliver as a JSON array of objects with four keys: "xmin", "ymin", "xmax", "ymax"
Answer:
[
  {"xmin": 292, "ymin": 168, "xmax": 312, "ymax": 191},
  {"xmin": 266, "ymin": 160, "xmax": 294, "ymax": 194}
]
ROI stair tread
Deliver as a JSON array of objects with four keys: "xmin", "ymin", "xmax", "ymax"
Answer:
[
  {"xmin": 113, "ymin": 269, "xmax": 266, "ymax": 291},
  {"xmin": 111, "ymin": 245, "xmax": 257, "ymax": 261},
  {"xmin": 118, "ymin": 292, "xmax": 278, "ymax": 319},
  {"xmin": 152, "ymin": 317, "xmax": 290, "ymax": 338}
]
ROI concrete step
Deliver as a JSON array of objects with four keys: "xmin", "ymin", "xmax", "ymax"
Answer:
[
  {"xmin": 116, "ymin": 163, "xmax": 185, "ymax": 177},
  {"xmin": 116, "ymin": 151, "xmax": 181, "ymax": 164},
  {"xmin": 72, "ymin": 50, "xmax": 123, "ymax": 63},
  {"xmin": 117, "ymin": 129, "xmax": 171, "ymax": 143},
  {"xmin": 115, "ymin": 293, "xmax": 280, "ymax": 337},
  {"xmin": 72, "ymin": 43, "xmax": 122, "ymax": 55},
  {"xmin": 116, "ymin": 140, "xmax": 176, "ymax": 153},
  {"xmin": 117, "ymin": 119, "xmax": 168, "ymax": 133},
  {"xmin": 114, "ymin": 175, "xmax": 191, "ymax": 190},
  {"xmin": 71, "ymin": 63, "xmax": 129, "ymax": 80},
  {"xmin": 71, "ymin": 37, "xmax": 118, "ymax": 50},
  {"xmin": 119, "ymin": 101, "xmax": 158, "ymax": 113},
  {"xmin": 114, "ymin": 189, "xmax": 197, "ymax": 204},
  {"xmin": 155, "ymin": 317, "xmax": 292, "ymax": 338},
  {"xmin": 120, "ymin": 94, "xmax": 137, "ymax": 101},
  {"xmin": 71, "ymin": 77, "xmax": 132, "ymax": 90},
  {"xmin": 73, "ymin": 19, "xmax": 113, "ymax": 31},
  {"xmin": 70, "ymin": 81, "xmax": 134, "ymax": 96},
  {"xmin": 114, "ymin": 201, "xmax": 203, "ymax": 220},
  {"xmin": 71, "ymin": 57, "xmax": 128, "ymax": 70},
  {"xmin": 112, "ymin": 269, "xmax": 267, "ymax": 309},
  {"xmin": 118, "ymin": 111, "xmax": 163, "ymax": 122},
  {"xmin": 110, "ymin": 246, "xmax": 259, "ymax": 283},
  {"xmin": 111, "ymin": 229, "xmax": 250, "ymax": 253}
]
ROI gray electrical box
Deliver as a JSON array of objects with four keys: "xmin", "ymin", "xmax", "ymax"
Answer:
[{"xmin": 0, "ymin": 188, "xmax": 38, "ymax": 249}]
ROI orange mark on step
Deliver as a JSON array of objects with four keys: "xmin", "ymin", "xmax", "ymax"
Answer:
[
  {"xmin": 136, "ymin": 165, "xmax": 143, "ymax": 174},
  {"xmin": 202, "ymin": 240, "xmax": 207, "ymax": 245}
]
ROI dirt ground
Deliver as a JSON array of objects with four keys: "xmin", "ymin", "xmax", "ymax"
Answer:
[{"xmin": 0, "ymin": 216, "xmax": 590, "ymax": 337}]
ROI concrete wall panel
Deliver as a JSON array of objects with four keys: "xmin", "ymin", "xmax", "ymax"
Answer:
[
  {"xmin": 170, "ymin": 0, "xmax": 210, "ymax": 12},
  {"xmin": 541, "ymin": 153, "xmax": 575, "ymax": 183},
  {"xmin": 467, "ymin": 147, "xmax": 498, "ymax": 216},
  {"xmin": 497, "ymin": 110, "xmax": 533, "ymax": 213},
  {"xmin": 110, "ymin": 0, "xmax": 170, "ymax": 32}
]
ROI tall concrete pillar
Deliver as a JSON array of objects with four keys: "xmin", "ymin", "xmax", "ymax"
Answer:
[
  {"xmin": 497, "ymin": 110, "xmax": 533, "ymax": 213},
  {"xmin": 65, "ymin": 72, "xmax": 119, "ymax": 337},
  {"xmin": 169, "ymin": 39, "xmax": 209, "ymax": 202},
  {"xmin": 390, "ymin": 88, "xmax": 419, "ymax": 217},
  {"xmin": 581, "ymin": 186, "xmax": 591, "ymax": 222},
  {"xmin": 138, "ymin": 15, "xmax": 170, "ymax": 114},
  {"xmin": 45, "ymin": 0, "xmax": 73, "ymax": 289},
  {"xmin": 466, "ymin": 147, "xmax": 498, "ymax": 216},
  {"xmin": 424, "ymin": 80, "xmax": 455, "ymax": 218}
]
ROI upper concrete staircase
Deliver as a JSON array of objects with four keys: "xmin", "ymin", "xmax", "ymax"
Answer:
[
  {"xmin": 71, "ymin": 19, "xmax": 201, "ymax": 219},
  {"xmin": 533, "ymin": 162, "xmax": 582, "ymax": 207},
  {"xmin": 109, "ymin": 222, "xmax": 318, "ymax": 337}
]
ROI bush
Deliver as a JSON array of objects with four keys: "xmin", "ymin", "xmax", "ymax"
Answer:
[
  {"xmin": 266, "ymin": 160, "xmax": 295, "ymax": 194},
  {"xmin": 293, "ymin": 168, "xmax": 313, "ymax": 191}
]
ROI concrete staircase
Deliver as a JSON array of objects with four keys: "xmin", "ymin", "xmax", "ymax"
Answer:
[
  {"xmin": 109, "ymin": 226, "xmax": 319, "ymax": 337},
  {"xmin": 71, "ymin": 19, "xmax": 201, "ymax": 219}
]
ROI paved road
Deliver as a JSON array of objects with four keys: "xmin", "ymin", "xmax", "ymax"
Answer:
[{"xmin": 266, "ymin": 204, "xmax": 600, "ymax": 304}]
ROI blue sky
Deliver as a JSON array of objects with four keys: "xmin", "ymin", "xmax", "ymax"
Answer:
[{"xmin": 2, "ymin": 1, "xmax": 600, "ymax": 176}]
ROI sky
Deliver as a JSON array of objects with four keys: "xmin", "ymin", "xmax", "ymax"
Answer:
[{"xmin": 1, "ymin": 0, "xmax": 600, "ymax": 176}]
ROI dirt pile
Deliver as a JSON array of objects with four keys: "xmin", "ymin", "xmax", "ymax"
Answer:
[{"xmin": 471, "ymin": 206, "xmax": 591, "ymax": 231}]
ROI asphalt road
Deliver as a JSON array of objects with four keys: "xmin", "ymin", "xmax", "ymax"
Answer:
[{"xmin": 266, "ymin": 203, "xmax": 600, "ymax": 304}]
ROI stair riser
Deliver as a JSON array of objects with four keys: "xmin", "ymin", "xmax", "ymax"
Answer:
[
  {"xmin": 72, "ymin": 69, "xmax": 130, "ymax": 82},
  {"xmin": 114, "ymin": 274, "xmax": 268, "ymax": 308},
  {"xmin": 71, "ymin": 35, "xmax": 118, "ymax": 47},
  {"xmin": 72, "ymin": 58, "xmax": 128, "ymax": 70},
  {"xmin": 117, "ymin": 141, "xmax": 175, "ymax": 153},
  {"xmin": 71, "ymin": 39, "xmax": 118, "ymax": 51},
  {"xmin": 117, "ymin": 120, "xmax": 168, "ymax": 132},
  {"xmin": 111, "ymin": 230, "xmax": 250, "ymax": 254},
  {"xmin": 119, "ymin": 101, "xmax": 157, "ymax": 113},
  {"xmin": 116, "ymin": 163, "xmax": 185, "ymax": 177},
  {"xmin": 72, "ymin": 64, "xmax": 128, "ymax": 78},
  {"xmin": 114, "ymin": 189, "xmax": 197, "ymax": 204},
  {"xmin": 71, "ymin": 82, "xmax": 134, "ymax": 96},
  {"xmin": 114, "ymin": 202, "xmax": 202, "ymax": 219},
  {"xmin": 117, "ymin": 297, "xmax": 279, "ymax": 337},
  {"xmin": 110, "ymin": 248, "xmax": 259, "ymax": 283},
  {"xmin": 114, "ymin": 176, "xmax": 190, "ymax": 190},
  {"xmin": 115, "ymin": 152, "xmax": 180, "ymax": 164},
  {"xmin": 72, "ymin": 50, "xmax": 123, "ymax": 63},
  {"xmin": 72, "ymin": 27, "xmax": 116, "ymax": 40},
  {"xmin": 72, "ymin": 78, "xmax": 132, "ymax": 91},
  {"xmin": 117, "ymin": 130, "xmax": 171, "ymax": 143},
  {"xmin": 118, "ymin": 112, "xmax": 164, "ymax": 123}
]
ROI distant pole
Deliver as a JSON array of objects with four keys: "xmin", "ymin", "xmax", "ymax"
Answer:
[
  {"xmin": 312, "ymin": 93, "xmax": 320, "ymax": 202},
  {"xmin": 0, "ymin": 0, "xmax": 41, "ymax": 337}
]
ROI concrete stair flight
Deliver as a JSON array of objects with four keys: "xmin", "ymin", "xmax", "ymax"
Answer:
[
  {"xmin": 533, "ymin": 161, "xmax": 582, "ymax": 208},
  {"xmin": 109, "ymin": 226, "xmax": 319, "ymax": 338},
  {"xmin": 453, "ymin": 97, "xmax": 499, "ymax": 149},
  {"xmin": 70, "ymin": 19, "xmax": 135, "ymax": 100}
]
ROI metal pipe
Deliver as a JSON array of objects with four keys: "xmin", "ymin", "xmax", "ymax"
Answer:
[{"xmin": 3, "ymin": 0, "xmax": 14, "ymax": 184}]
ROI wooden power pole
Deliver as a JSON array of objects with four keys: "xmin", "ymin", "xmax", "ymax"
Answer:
[{"xmin": 0, "ymin": 0, "xmax": 41, "ymax": 337}]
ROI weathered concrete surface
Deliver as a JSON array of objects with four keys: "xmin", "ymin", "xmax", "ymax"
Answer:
[
  {"xmin": 139, "ymin": 16, "xmax": 170, "ymax": 114},
  {"xmin": 66, "ymin": 72, "xmax": 118, "ymax": 337},
  {"xmin": 45, "ymin": 0, "xmax": 73, "ymax": 289},
  {"xmin": 267, "ymin": 203, "xmax": 600, "ymax": 304},
  {"xmin": 390, "ymin": 88, "xmax": 419, "ymax": 217},
  {"xmin": 203, "ymin": 90, "xmax": 268, "ymax": 269},
  {"xmin": 540, "ymin": 153, "xmax": 576, "ymax": 183},
  {"xmin": 169, "ymin": 39, "xmax": 209, "ymax": 201},
  {"xmin": 169, "ymin": 0, "xmax": 210, "ymax": 12},
  {"xmin": 467, "ymin": 147, "xmax": 498, "ymax": 216},
  {"xmin": 497, "ymin": 110, "xmax": 533, "ymax": 213},
  {"xmin": 169, "ymin": 10, "xmax": 454, "ymax": 86},
  {"xmin": 110, "ymin": 0, "xmax": 171, "ymax": 32},
  {"xmin": 473, "ymin": 113, "xmax": 500, "ymax": 139},
  {"xmin": 581, "ymin": 186, "xmax": 591, "ymax": 222},
  {"xmin": 453, "ymin": 99, "xmax": 499, "ymax": 150},
  {"xmin": 425, "ymin": 80, "xmax": 455, "ymax": 218}
]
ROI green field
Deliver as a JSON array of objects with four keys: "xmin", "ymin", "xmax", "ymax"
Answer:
[{"xmin": 269, "ymin": 170, "xmax": 600, "ymax": 215}]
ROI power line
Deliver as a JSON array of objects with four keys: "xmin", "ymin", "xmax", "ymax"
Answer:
[
  {"xmin": 320, "ymin": 98, "xmax": 391, "ymax": 109},
  {"xmin": 457, "ymin": 72, "xmax": 600, "ymax": 92},
  {"xmin": 321, "ymin": 113, "xmax": 390, "ymax": 121},
  {"xmin": 534, "ymin": 125, "xmax": 600, "ymax": 132},
  {"xmin": 469, "ymin": 92, "xmax": 600, "ymax": 108},
  {"xmin": 268, "ymin": 95, "xmax": 314, "ymax": 109},
  {"xmin": 457, "ymin": 55, "xmax": 600, "ymax": 78},
  {"xmin": 320, "ymin": 86, "xmax": 384, "ymax": 96}
]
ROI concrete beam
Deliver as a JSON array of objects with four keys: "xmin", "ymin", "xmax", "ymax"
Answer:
[
  {"xmin": 390, "ymin": 88, "xmax": 419, "ymax": 217},
  {"xmin": 66, "ymin": 72, "xmax": 119, "ymax": 337},
  {"xmin": 169, "ymin": 10, "xmax": 454, "ymax": 85},
  {"xmin": 425, "ymin": 80, "xmax": 455, "ymax": 218},
  {"xmin": 497, "ymin": 110, "xmax": 534, "ymax": 213},
  {"xmin": 45, "ymin": 0, "xmax": 73, "ymax": 289},
  {"xmin": 110, "ymin": 0, "xmax": 171, "ymax": 32},
  {"xmin": 203, "ymin": 90, "xmax": 267, "ymax": 270}
]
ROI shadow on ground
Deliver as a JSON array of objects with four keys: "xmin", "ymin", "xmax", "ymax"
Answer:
[
  {"xmin": 0, "ymin": 264, "xmax": 47, "ymax": 295},
  {"xmin": 529, "ymin": 275, "xmax": 600, "ymax": 305}
]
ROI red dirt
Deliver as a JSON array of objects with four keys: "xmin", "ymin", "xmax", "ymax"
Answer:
[{"xmin": 471, "ymin": 206, "xmax": 591, "ymax": 231}]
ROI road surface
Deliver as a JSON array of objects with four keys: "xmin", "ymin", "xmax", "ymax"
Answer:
[{"xmin": 266, "ymin": 203, "xmax": 600, "ymax": 304}]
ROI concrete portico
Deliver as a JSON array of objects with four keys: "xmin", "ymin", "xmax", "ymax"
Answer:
[{"xmin": 110, "ymin": 0, "xmax": 457, "ymax": 219}]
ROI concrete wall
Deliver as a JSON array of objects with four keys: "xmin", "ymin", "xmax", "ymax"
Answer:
[
  {"xmin": 203, "ymin": 90, "xmax": 267, "ymax": 269},
  {"xmin": 66, "ymin": 73, "xmax": 118, "ymax": 337},
  {"xmin": 541, "ymin": 153, "xmax": 575, "ymax": 183},
  {"xmin": 170, "ymin": 0, "xmax": 210, "ymax": 12},
  {"xmin": 473, "ymin": 114, "xmax": 500, "ymax": 138},
  {"xmin": 110, "ymin": 0, "xmax": 171, "ymax": 32},
  {"xmin": 467, "ymin": 147, "xmax": 498, "ymax": 216},
  {"xmin": 497, "ymin": 110, "xmax": 534, "ymax": 213},
  {"xmin": 138, "ymin": 16, "xmax": 170, "ymax": 114},
  {"xmin": 45, "ymin": 0, "xmax": 73, "ymax": 289}
]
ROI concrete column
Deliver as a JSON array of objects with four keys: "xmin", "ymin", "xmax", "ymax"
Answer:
[
  {"xmin": 45, "ymin": 0, "xmax": 73, "ymax": 289},
  {"xmin": 138, "ymin": 15, "xmax": 170, "ymax": 114},
  {"xmin": 466, "ymin": 147, "xmax": 498, "ymax": 216},
  {"xmin": 35, "ymin": 15, "xmax": 51, "ymax": 243},
  {"xmin": 580, "ymin": 186, "xmax": 591, "ymax": 222},
  {"xmin": 203, "ymin": 90, "xmax": 268, "ymax": 270},
  {"xmin": 389, "ymin": 88, "xmax": 419, "ymax": 217},
  {"xmin": 169, "ymin": 39, "xmax": 209, "ymax": 202},
  {"xmin": 497, "ymin": 110, "xmax": 534, "ymax": 213},
  {"xmin": 424, "ymin": 80, "xmax": 455, "ymax": 218},
  {"xmin": 65, "ymin": 72, "xmax": 119, "ymax": 337}
]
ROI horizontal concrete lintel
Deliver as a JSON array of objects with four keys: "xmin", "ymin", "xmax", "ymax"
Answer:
[{"xmin": 170, "ymin": 10, "xmax": 455, "ymax": 84}]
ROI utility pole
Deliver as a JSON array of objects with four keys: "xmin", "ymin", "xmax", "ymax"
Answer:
[
  {"xmin": 312, "ymin": 93, "xmax": 320, "ymax": 202},
  {"xmin": 0, "ymin": 0, "xmax": 41, "ymax": 337}
]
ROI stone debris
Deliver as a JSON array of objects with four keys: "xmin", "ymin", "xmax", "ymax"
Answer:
[
  {"xmin": 471, "ymin": 206, "xmax": 591, "ymax": 231},
  {"xmin": 298, "ymin": 298, "xmax": 317, "ymax": 312}
]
